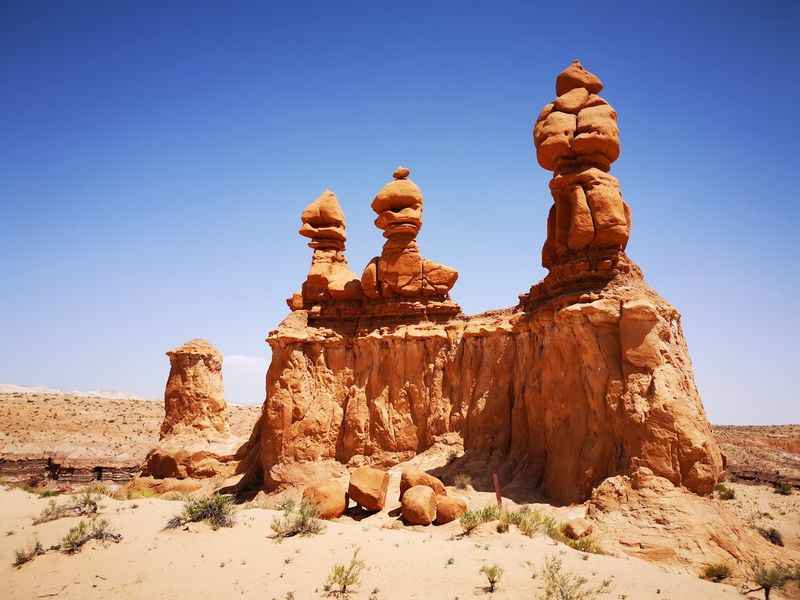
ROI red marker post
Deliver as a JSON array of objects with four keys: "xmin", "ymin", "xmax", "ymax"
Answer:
[{"xmin": 492, "ymin": 472, "xmax": 502, "ymax": 508}]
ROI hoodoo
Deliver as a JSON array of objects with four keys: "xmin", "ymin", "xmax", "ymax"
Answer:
[{"xmin": 239, "ymin": 62, "xmax": 723, "ymax": 504}]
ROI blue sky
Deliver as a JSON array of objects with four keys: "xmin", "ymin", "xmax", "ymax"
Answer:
[{"xmin": 1, "ymin": 1, "xmax": 797, "ymax": 424}]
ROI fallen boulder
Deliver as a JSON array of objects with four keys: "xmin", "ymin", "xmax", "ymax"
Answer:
[
  {"xmin": 348, "ymin": 466, "xmax": 389, "ymax": 512},
  {"xmin": 402, "ymin": 485, "xmax": 436, "ymax": 525}
]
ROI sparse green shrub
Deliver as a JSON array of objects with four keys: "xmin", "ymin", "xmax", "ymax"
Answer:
[
  {"xmin": 539, "ymin": 554, "xmax": 612, "ymax": 599},
  {"xmin": 324, "ymin": 548, "xmax": 365, "ymax": 597},
  {"xmin": 13, "ymin": 537, "xmax": 43, "ymax": 567},
  {"xmin": 39, "ymin": 489, "xmax": 60, "ymax": 498},
  {"xmin": 774, "ymin": 482, "xmax": 792, "ymax": 496},
  {"xmin": 480, "ymin": 564, "xmax": 503, "ymax": 593},
  {"xmin": 270, "ymin": 498, "xmax": 324, "ymax": 540},
  {"xmin": 757, "ymin": 527, "xmax": 784, "ymax": 547},
  {"xmin": 454, "ymin": 474, "xmax": 472, "ymax": 490},
  {"xmin": 745, "ymin": 560, "xmax": 798, "ymax": 599},
  {"xmin": 33, "ymin": 491, "xmax": 99, "ymax": 524},
  {"xmin": 61, "ymin": 518, "xmax": 120, "ymax": 553},
  {"xmin": 702, "ymin": 562, "xmax": 732, "ymax": 582},
  {"xmin": 459, "ymin": 509, "xmax": 482, "ymax": 534},
  {"xmin": 166, "ymin": 495, "xmax": 234, "ymax": 530},
  {"xmin": 714, "ymin": 483, "xmax": 735, "ymax": 500}
]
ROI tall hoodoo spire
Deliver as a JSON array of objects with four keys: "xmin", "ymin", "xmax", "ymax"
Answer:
[{"xmin": 524, "ymin": 60, "xmax": 635, "ymax": 307}]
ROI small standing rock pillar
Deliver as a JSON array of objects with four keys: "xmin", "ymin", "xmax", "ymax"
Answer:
[
  {"xmin": 160, "ymin": 339, "xmax": 228, "ymax": 438},
  {"xmin": 288, "ymin": 189, "xmax": 362, "ymax": 310},
  {"xmin": 361, "ymin": 166, "xmax": 458, "ymax": 300}
]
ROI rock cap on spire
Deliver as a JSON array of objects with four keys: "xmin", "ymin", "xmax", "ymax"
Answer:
[{"xmin": 556, "ymin": 59, "xmax": 604, "ymax": 96}]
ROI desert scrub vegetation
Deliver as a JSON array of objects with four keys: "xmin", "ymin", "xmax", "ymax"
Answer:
[
  {"xmin": 12, "ymin": 537, "xmax": 44, "ymax": 567},
  {"xmin": 743, "ymin": 560, "xmax": 800, "ymax": 599},
  {"xmin": 773, "ymin": 481, "xmax": 793, "ymax": 496},
  {"xmin": 538, "ymin": 554, "xmax": 612, "ymax": 599},
  {"xmin": 166, "ymin": 494, "xmax": 234, "ymax": 530},
  {"xmin": 701, "ymin": 562, "xmax": 732, "ymax": 582},
  {"xmin": 756, "ymin": 526, "xmax": 784, "ymax": 547},
  {"xmin": 714, "ymin": 483, "xmax": 735, "ymax": 500},
  {"xmin": 33, "ymin": 490, "xmax": 99, "ymax": 524},
  {"xmin": 459, "ymin": 504, "xmax": 501, "ymax": 534},
  {"xmin": 480, "ymin": 564, "xmax": 504, "ymax": 593},
  {"xmin": 270, "ymin": 498, "xmax": 324, "ymax": 540},
  {"xmin": 324, "ymin": 548, "xmax": 365, "ymax": 597},
  {"xmin": 62, "ymin": 518, "xmax": 121, "ymax": 553}
]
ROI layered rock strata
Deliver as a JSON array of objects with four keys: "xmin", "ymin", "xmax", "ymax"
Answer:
[{"xmin": 242, "ymin": 274, "xmax": 722, "ymax": 504}]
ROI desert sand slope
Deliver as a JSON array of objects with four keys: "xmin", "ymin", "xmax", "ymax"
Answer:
[{"xmin": 1, "ymin": 487, "xmax": 742, "ymax": 600}]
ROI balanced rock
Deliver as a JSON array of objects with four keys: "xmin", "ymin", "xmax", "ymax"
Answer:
[
  {"xmin": 401, "ymin": 485, "xmax": 437, "ymax": 525},
  {"xmin": 302, "ymin": 480, "xmax": 347, "ymax": 520},
  {"xmin": 161, "ymin": 339, "xmax": 228, "ymax": 438},
  {"xmin": 527, "ymin": 60, "xmax": 630, "ymax": 305},
  {"xmin": 399, "ymin": 467, "xmax": 446, "ymax": 500},
  {"xmin": 347, "ymin": 466, "xmax": 389, "ymax": 512},
  {"xmin": 434, "ymin": 495, "xmax": 467, "ymax": 524},
  {"xmin": 289, "ymin": 189, "xmax": 362, "ymax": 310},
  {"xmin": 361, "ymin": 167, "xmax": 459, "ymax": 303}
]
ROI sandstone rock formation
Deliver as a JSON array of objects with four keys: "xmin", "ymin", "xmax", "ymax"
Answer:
[
  {"xmin": 288, "ymin": 189, "xmax": 362, "ymax": 311},
  {"xmin": 143, "ymin": 339, "xmax": 245, "ymax": 480},
  {"xmin": 399, "ymin": 467, "xmax": 446, "ymax": 500},
  {"xmin": 523, "ymin": 59, "xmax": 632, "ymax": 307},
  {"xmin": 361, "ymin": 167, "xmax": 458, "ymax": 308},
  {"xmin": 586, "ymin": 467, "xmax": 787, "ymax": 575},
  {"xmin": 401, "ymin": 485, "xmax": 437, "ymax": 525},
  {"xmin": 348, "ymin": 466, "xmax": 389, "ymax": 512},
  {"xmin": 161, "ymin": 339, "xmax": 228, "ymax": 437},
  {"xmin": 239, "ymin": 62, "xmax": 723, "ymax": 505},
  {"xmin": 434, "ymin": 494, "xmax": 467, "ymax": 524},
  {"xmin": 302, "ymin": 479, "xmax": 347, "ymax": 519}
]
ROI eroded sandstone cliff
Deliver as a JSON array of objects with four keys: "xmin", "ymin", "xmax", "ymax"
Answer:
[{"xmin": 237, "ymin": 61, "xmax": 723, "ymax": 504}]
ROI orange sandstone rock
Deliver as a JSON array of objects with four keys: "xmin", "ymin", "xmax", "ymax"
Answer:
[
  {"xmin": 361, "ymin": 167, "xmax": 459, "ymax": 302},
  {"xmin": 399, "ymin": 467, "xmax": 446, "ymax": 500},
  {"xmin": 160, "ymin": 339, "xmax": 227, "ymax": 438},
  {"xmin": 527, "ymin": 60, "xmax": 628, "ymax": 306},
  {"xmin": 401, "ymin": 485, "xmax": 437, "ymax": 525},
  {"xmin": 302, "ymin": 480, "xmax": 347, "ymax": 519},
  {"xmin": 290, "ymin": 189, "xmax": 362, "ymax": 310},
  {"xmin": 434, "ymin": 495, "xmax": 467, "ymax": 524},
  {"xmin": 347, "ymin": 466, "xmax": 389, "ymax": 512}
]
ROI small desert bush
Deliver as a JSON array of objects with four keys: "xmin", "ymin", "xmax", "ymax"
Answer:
[
  {"xmin": 757, "ymin": 527, "xmax": 784, "ymax": 547},
  {"xmin": 454, "ymin": 473, "xmax": 472, "ymax": 490},
  {"xmin": 459, "ymin": 504, "xmax": 500, "ymax": 534},
  {"xmin": 160, "ymin": 491, "xmax": 186, "ymax": 502},
  {"xmin": 33, "ymin": 491, "xmax": 99, "ymax": 524},
  {"xmin": 539, "ymin": 554, "xmax": 612, "ymax": 600},
  {"xmin": 714, "ymin": 483, "xmax": 735, "ymax": 500},
  {"xmin": 324, "ymin": 548, "xmax": 365, "ymax": 597},
  {"xmin": 166, "ymin": 495, "xmax": 234, "ymax": 530},
  {"xmin": 13, "ymin": 537, "xmax": 44, "ymax": 567},
  {"xmin": 746, "ymin": 560, "xmax": 799, "ymax": 599},
  {"xmin": 61, "ymin": 518, "xmax": 120, "ymax": 553},
  {"xmin": 702, "ymin": 562, "xmax": 732, "ymax": 582},
  {"xmin": 480, "ymin": 564, "xmax": 504, "ymax": 593},
  {"xmin": 773, "ymin": 481, "xmax": 793, "ymax": 496},
  {"xmin": 270, "ymin": 498, "xmax": 324, "ymax": 539}
]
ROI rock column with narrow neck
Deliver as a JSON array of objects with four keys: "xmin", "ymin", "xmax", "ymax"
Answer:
[
  {"xmin": 287, "ymin": 189, "xmax": 362, "ymax": 311},
  {"xmin": 523, "ymin": 60, "xmax": 635, "ymax": 307},
  {"xmin": 359, "ymin": 166, "xmax": 460, "ymax": 320}
]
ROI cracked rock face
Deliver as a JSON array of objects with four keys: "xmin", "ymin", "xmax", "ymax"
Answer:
[
  {"xmin": 241, "ymin": 277, "xmax": 722, "ymax": 504},
  {"xmin": 160, "ymin": 339, "xmax": 228, "ymax": 438}
]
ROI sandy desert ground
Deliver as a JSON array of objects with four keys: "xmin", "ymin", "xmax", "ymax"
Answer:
[
  {"xmin": 1, "ymin": 481, "xmax": 767, "ymax": 600},
  {"xmin": 1, "ymin": 391, "xmax": 798, "ymax": 599}
]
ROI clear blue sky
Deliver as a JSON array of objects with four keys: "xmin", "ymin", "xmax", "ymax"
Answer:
[{"xmin": 1, "ymin": 1, "xmax": 797, "ymax": 424}]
